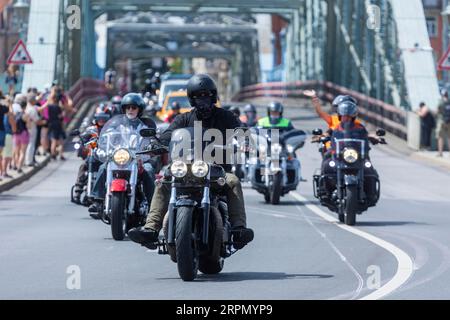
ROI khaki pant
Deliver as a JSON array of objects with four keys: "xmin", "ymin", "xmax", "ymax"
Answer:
[{"xmin": 145, "ymin": 173, "xmax": 247, "ymax": 231}]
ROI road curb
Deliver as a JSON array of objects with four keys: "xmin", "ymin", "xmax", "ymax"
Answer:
[{"xmin": 0, "ymin": 97, "xmax": 102, "ymax": 194}]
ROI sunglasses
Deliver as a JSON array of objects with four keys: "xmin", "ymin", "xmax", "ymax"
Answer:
[{"xmin": 124, "ymin": 105, "xmax": 139, "ymax": 110}]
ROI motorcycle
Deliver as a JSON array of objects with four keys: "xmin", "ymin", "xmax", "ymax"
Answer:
[
  {"xmin": 70, "ymin": 128, "xmax": 100, "ymax": 207},
  {"xmin": 249, "ymin": 128, "xmax": 307, "ymax": 204},
  {"xmin": 96, "ymin": 115, "xmax": 154, "ymax": 240},
  {"xmin": 312, "ymin": 128, "xmax": 386, "ymax": 225},
  {"xmin": 141, "ymin": 127, "xmax": 246, "ymax": 281}
]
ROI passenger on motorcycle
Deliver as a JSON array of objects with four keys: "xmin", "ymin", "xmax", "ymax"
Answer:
[{"xmin": 321, "ymin": 101, "xmax": 381, "ymax": 205}]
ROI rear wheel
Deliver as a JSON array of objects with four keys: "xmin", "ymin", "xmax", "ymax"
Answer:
[
  {"xmin": 176, "ymin": 207, "xmax": 198, "ymax": 281},
  {"xmin": 270, "ymin": 172, "xmax": 282, "ymax": 205},
  {"xmin": 264, "ymin": 193, "xmax": 270, "ymax": 203},
  {"xmin": 111, "ymin": 192, "xmax": 127, "ymax": 240},
  {"xmin": 345, "ymin": 185, "xmax": 358, "ymax": 226}
]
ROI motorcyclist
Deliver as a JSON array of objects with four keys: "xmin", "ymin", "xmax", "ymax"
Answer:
[
  {"xmin": 73, "ymin": 111, "xmax": 110, "ymax": 204},
  {"xmin": 107, "ymin": 96, "xmax": 123, "ymax": 117},
  {"xmin": 257, "ymin": 102, "xmax": 294, "ymax": 130},
  {"xmin": 229, "ymin": 105, "xmax": 241, "ymax": 120},
  {"xmin": 128, "ymin": 74, "xmax": 254, "ymax": 250},
  {"xmin": 240, "ymin": 104, "xmax": 259, "ymax": 127},
  {"xmin": 321, "ymin": 101, "xmax": 381, "ymax": 205},
  {"xmin": 88, "ymin": 93, "xmax": 158, "ymax": 218},
  {"xmin": 164, "ymin": 101, "xmax": 181, "ymax": 124}
]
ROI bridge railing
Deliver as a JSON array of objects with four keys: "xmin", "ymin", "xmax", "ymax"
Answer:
[
  {"xmin": 67, "ymin": 78, "xmax": 108, "ymax": 111},
  {"xmin": 233, "ymin": 81, "xmax": 408, "ymax": 140}
]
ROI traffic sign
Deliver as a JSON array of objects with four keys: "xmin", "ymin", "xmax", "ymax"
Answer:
[{"xmin": 7, "ymin": 40, "xmax": 33, "ymax": 65}]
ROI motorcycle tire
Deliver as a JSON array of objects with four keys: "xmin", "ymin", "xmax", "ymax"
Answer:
[
  {"xmin": 176, "ymin": 206, "xmax": 198, "ymax": 281},
  {"xmin": 345, "ymin": 185, "xmax": 358, "ymax": 226},
  {"xmin": 270, "ymin": 172, "xmax": 282, "ymax": 205},
  {"xmin": 111, "ymin": 192, "xmax": 127, "ymax": 241}
]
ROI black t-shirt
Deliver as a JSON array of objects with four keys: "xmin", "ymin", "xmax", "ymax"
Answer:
[
  {"xmin": 0, "ymin": 104, "xmax": 9, "ymax": 132},
  {"xmin": 160, "ymin": 108, "xmax": 242, "ymax": 172},
  {"xmin": 48, "ymin": 104, "xmax": 63, "ymax": 128}
]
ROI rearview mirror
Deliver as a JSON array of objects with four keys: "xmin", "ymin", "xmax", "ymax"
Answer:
[
  {"xmin": 140, "ymin": 128, "xmax": 156, "ymax": 138},
  {"xmin": 312, "ymin": 128, "xmax": 323, "ymax": 136},
  {"xmin": 376, "ymin": 129, "xmax": 386, "ymax": 137}
]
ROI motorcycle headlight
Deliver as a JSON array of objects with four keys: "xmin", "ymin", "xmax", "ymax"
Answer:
[
  {"xmin": 191, "ymin": 161, "xmax": 209, "ymax": 178},
  {"xmin": 343, "ymin": 148, "xmax": 359, "ymax": 164},
  {"xmin": 171, "ymin": 161, "xmax": 188, "ymax": 178},
  {"xmin": 271, "ymin": 143, "xmax": 282, "ymax": 154},
  {"xmin": 113, "ymin": 149, "xmax": 131, "ymax": 165},
  {"xmin": 74, "ymin": 143, "xmax": 81, "ymax": 150}
]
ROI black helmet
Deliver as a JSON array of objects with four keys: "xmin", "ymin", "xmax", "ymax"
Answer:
[
  {"xmin": 111, "ymin": 95, "xmax": 122, "ymax": 105},
  {"xmin": 229, "ymin": 105, "xmax": 241, "ymax": 117},
  {"xmin": 332, "ymin": 95, "xmax": 357, "ymax": 109},
  {"xmin": 244, "ymin": 104, "xmax": 257, "ymax": 114},
  {"xmin": 94, "ymin": 112, "xmax": 111, "ymax": 126},
  {"xmin": 267, "ymin": 102, "xmax": 284, "ymax": 116},
  {"xmin": 187, "ymin": 74, "xmax": 218, "ymax": 119},
  {"xmin": 337, "ymin": 101, "xmax": 358, "ymax": 117},
  {"xmin": 121, "ymin": 93, "xmax": 146, "ymax": 116}
]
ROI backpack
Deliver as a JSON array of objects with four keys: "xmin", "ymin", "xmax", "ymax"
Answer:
[
  {"xmin": 15, "ymin": 112, "xmax": 27, "ymax": 134},
  {"xmin": 444, "ymin": 103, "xmax": 450, "ymax": 124}
]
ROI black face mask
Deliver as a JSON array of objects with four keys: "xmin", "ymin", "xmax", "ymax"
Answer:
[{"xmin": 194, "ymin": 96, "xmax": 215, "ymax": 120}]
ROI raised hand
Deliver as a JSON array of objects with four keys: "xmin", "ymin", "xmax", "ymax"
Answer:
[{"xmin": 303, "ymin": 90, "xmax": 317, "ymax": 98}]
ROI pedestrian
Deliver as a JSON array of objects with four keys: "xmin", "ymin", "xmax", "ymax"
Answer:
[
  {"xmin": 4, "ymin": 65, "xmax": 18, "ymax": 97},
  {"xmin": 12, "ymin": 97, "xmax": 30, "ymax": 174},
  {"xmin": 25, "ymin": 93, "xmax": 40, "ymax": 166},
  {"xmin": 0, "ymin": 92, "xmax": 9, "ymax": 180},
  {"xmin": 417, "ymin": 102, "xmax": 435, "ymax": 150},
  {"xmin": 436, "ymin": 90, "xmax": 450, "ymax": 157},
  {"xmin": 1, "ymin": 99, "xmax": 16, "ymax": 179},
  {"xmin": 39, "ymin": 86, "xmax": 68, "ymax": 160}
]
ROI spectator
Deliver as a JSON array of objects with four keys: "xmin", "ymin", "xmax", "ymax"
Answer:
[
  {"xmin": 25, "ymin": 93, "xmax": 40, "ymax": 167},
  {"xmin": 0, "ymin": 92, "xmax": 8, "ymax": 180},
  {"xmin": 12, "ymin": 98, "xmax": 30, "ymax": 174},
  {"xmin": 436, "ymin": 90, "xmax": 450, "ymax": 157},
  {"xmin": 417, "ymin": 102, "xmax": 435, "ymax": 150},
  {"xmin": 39, "ymin": 86, "xmax": 68, "ymax": 160},
  {"xmin": 5, "ymin": 65, "xmax": 18, "ymax": 97},
  {"xmin": 1, "ymin": 100, "xmax": 16, "ymax": 179}
]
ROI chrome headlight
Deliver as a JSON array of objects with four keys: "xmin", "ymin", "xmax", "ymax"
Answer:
[
  {"xmin": 113, "ymin": 149, "xmax": 131, "ymax": 166},
  {"xmin": 343, "ymin": 148, "xmax": 359, "ymax": 164},
  {"xmin": 171, "ymin": 161, "xmax": 188, "ymax": 178},
  {"xmin": 271, "ymin": 143, "xmax": 282, "ymax": 154},
  {"xmin": 191, "ymin": 161, "xmax": 209, "ymax": 178}
]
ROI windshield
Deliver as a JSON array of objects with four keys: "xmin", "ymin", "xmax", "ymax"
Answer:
[
  {"xmin": 331, "ymin": 127, "xmax": 369, "ymax": 159},
  {"xmin": 97, "ymin": 115, "xmax": 149, "ymax": 158}
]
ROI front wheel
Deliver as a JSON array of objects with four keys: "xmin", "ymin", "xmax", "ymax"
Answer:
[
  {"xmin": 199, "ymin": 258, "xmax": 224, "ymax": 275},
  {"xmin": 345, "ymin": 185, "xmax": 358, "ymax": 226},
  {"xmin": 111, "ymin": 192, "xmax": 127, "ymax": 240},
  {"xmin": 176, "ymin": 207, "xmax": 198, "ymax": 281},
  {"xmin": 270, "ymin": 172, "xmax": 282, "ymax": 205}
]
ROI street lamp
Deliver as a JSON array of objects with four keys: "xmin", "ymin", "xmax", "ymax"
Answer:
[{"xmin": 442, "ymin": 1, "xmax": 450, "ymax": 82}]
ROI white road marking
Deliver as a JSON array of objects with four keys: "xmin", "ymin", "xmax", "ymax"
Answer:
[
  {"xmin": 291, "ymin": 192, "xmax": 414, "ymax": 300},
  {"xmin": 296, "ymin": 205, "xmax": 364, "ymax": 300}
]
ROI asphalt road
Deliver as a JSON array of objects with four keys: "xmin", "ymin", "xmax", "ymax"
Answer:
[{"xmin": 1, "ymin": 106, "xmax": 450, "ymax": 300}]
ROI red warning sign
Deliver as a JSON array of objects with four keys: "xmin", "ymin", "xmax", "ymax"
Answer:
[
  {"xmin": 438, "ymin": 45, "xmax": 450, "ymax": 71},
  {"xmin": 7, "ymin": 39, "xmax": 33, "ymax": 65}
]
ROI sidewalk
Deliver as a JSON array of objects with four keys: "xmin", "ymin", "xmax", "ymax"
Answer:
[{"xmin": 0, "ymin": 154, "xmax": 51, "ymax": 193}]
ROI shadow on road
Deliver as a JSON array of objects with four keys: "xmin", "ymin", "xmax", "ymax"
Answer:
[
  {"xmin": 263, "ymin": 200, "xmax": 320, "ymax": 206},
  {"xmin": 157, "ymin": 272, "xmax": 333, "ymax": 282},
  {"xmin": 357, "ymin": 221, "xmax": 428, "ymax": 227}
]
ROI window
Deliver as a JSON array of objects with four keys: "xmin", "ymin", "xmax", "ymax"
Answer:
[
  {"xmin": 426, "ymin": 16, "xmax": 438, "ymax": 37},
  {"xmin": 423, "ymin": 0, "xmax": 440, "ymax": 9}
]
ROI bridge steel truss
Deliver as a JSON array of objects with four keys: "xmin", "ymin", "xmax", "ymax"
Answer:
[{"xmin": 56, "ymin": 0, "xmax": 434, "ymax": 109}]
